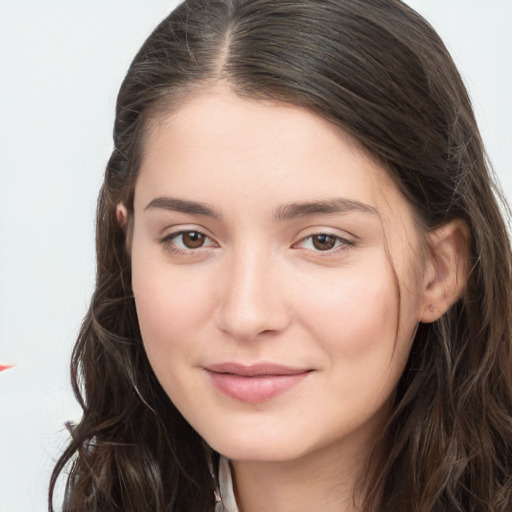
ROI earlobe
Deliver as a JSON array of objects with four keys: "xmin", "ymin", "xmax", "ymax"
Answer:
[
  {"xmin": 116, "ymin": 203, "xmax": 128, "ymax": 229},
  {"xmin": 116, "ymin": 202, "xmax": 134, "ymax": 253},
  {"xmin": 420, "ymin": 219, "xmax": 470, "ymax": 323}
]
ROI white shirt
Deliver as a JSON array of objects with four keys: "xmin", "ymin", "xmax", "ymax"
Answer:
[{"xmin": 215, "ymin": 456, "xmax": 239, "ymax": 512}]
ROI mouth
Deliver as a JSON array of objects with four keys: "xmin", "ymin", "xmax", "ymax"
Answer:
[{"xmin": 204, "ymin": 362, "xmax": 312, "ymax": 403}]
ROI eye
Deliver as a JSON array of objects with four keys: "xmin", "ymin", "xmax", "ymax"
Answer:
[
  {"xmin": 161, "ymin": 229, "xmax": 218, "ymax": 252},
  {"xmin": 296, "ymin": 233, "xmax": 354, "ymax": 252},
  {"xmin": 178, "ymin": 231, "xmax": 207, "ymax": 249},
  {"xmin": 310, "ymin": 234, "xmax": 337, "ymax": 251}
]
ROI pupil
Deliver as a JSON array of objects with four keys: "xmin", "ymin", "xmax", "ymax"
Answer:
[
  {"xmin": 313, "ymin": 234, "xmax": 335, "ymax": 251},
  {"xmin": 183, "ymin": 231, "xmax": 205, "ymax": 248}
]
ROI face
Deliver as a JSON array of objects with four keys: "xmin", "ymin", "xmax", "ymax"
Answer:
[{"xmin": 129, "ymin": 88, "xmax": 429, "ymax": 464}]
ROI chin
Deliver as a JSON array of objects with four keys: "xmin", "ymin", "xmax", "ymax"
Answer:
[{"xmin": 202, "ymin": 428, "xmax": 319, "ymax": 464}]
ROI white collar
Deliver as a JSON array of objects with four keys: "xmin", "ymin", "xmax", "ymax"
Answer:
[{"xmin": 215, "ymin": 455, "xmax": 239, "ymax": 512}]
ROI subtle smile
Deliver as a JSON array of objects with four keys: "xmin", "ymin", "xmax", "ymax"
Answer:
[{"xmin": 204, "ymin": 363, "xmax": 313, "ymax": 403}]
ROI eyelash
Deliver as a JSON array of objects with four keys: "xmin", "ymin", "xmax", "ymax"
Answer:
[
  {"xmin": 160, "ymin": 229, "xmax": 355, "ymax": 257},
  {"xmin": 294, "ymin": 233, "xmax": 355, "ymax": 254},
  {"xmin": 159, "ymin": 229, "xmax": 218, "ymax": 255}
]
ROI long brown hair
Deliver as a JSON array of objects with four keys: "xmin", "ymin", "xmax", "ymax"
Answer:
[{"xmin": 50, "ymin": 1, "xmax": 512, "ymax": 510}]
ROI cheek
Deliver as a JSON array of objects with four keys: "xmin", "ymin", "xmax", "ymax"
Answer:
[
  {"xmin": 134, "ymin": 278, "xmax": 209, "ymax": 354},
  {"xmin": 298, "ymin": 260, "xmax": 399, "ymax": 354},
  {"xmin": 297, "ymin": 257, "xmax": 418, "ymax": 403},
  {"xmin": 130, "ymin": 243, "xmax": 215, "ymax": 366}
]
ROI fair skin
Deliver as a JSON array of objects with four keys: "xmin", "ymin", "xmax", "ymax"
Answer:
[{"xmin": 120, "ymin": 88, "xmax": 467, "ymax": 512}]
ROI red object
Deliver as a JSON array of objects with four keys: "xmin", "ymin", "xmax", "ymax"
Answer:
[{"xmin": 0, "ymin": 364, "xmax": 15, "ymax": 373}]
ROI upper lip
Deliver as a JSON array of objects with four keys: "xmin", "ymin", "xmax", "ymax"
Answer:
[{"xmin": 205, "ymin": 362, "xmax": 311, "ymax": 377}]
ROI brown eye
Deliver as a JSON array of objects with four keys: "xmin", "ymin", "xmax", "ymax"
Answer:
[
  {"xmin": 312, "ymin": 234, "xmax": 336, "ymax": 251},
  {"xmin": 181, "ymin": 231, "xmax": 206, "ymax": 249},
  {"xmin": 161, "ymin": 229, "xmax": 217, "ymax": 255}
]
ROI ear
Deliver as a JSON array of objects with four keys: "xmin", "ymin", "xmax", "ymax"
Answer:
[
  {"xmin": 420, "ymin": 219, "xmax": 470, "ymax": 323},
  {"xmin": 116, "ymin": 203, "xmax": 128, "ymax": 229}
]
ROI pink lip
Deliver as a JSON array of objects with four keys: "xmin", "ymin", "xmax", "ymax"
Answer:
[{"xmin": 204, "ymin": 362, "xmax": 312, "ymax": 403}]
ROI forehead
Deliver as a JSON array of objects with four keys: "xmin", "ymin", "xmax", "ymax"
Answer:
[{"xmin": 135, "ymin": 88, "xmax": 419, "ymax": 235}]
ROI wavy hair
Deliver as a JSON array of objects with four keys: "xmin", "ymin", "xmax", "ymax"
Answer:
[{"xmin": 50, "ymin": 1, "xmax": 512, "ymax": 510}]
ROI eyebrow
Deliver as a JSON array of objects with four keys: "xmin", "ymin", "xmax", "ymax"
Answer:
[
  {"xmin": 144, "ymin": 196, "xmax": 377, "ymax": 221},
  {"xmin": 275, "ymin": 198, "xmax": 378, "ymax": 221},
  {"xmin": 144, "ymin": 197, "xmax": 222, "ymax": 219}
]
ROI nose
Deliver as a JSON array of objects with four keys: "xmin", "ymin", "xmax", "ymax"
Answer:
[{"xmin": 215, "ymin": 248, "xmax": 292, "ymax": 341}]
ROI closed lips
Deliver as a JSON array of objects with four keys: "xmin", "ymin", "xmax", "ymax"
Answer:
[
  {"xmin": 204, "ymin": 363, "xmax": 313, "ymax": 403},
  {"xmin": 205, "ymin": 362, "xmax": 312, "ymax": 376}
]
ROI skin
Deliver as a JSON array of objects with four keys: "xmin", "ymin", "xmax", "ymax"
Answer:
[{"xmin": 125, "ymin": 87, "xmax": 466, "ymax": 511}]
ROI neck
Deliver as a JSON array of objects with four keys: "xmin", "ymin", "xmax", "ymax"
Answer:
[{"xmin": 230, "ymin": 439, "xmax": 381, "ymax": 512}]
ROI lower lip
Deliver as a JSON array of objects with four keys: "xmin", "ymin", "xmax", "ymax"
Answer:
[{"xmin": 206, "ymin": 370, "xmax": 311, "ymax": 403}]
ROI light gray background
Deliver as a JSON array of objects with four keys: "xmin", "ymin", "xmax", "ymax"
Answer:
[{"xmin": 1, "ymin": 1, "xmax": 511, "ymax": 510}]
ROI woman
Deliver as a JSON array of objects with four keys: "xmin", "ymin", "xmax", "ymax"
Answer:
[{"xmin": 50, "ymin": 1, "xmax": 512, "ymax": 510}]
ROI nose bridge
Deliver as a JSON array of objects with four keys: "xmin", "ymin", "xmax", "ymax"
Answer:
[{"xmin": 216, "ymin": 243, "xmax": 289, "ymax": 341}]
